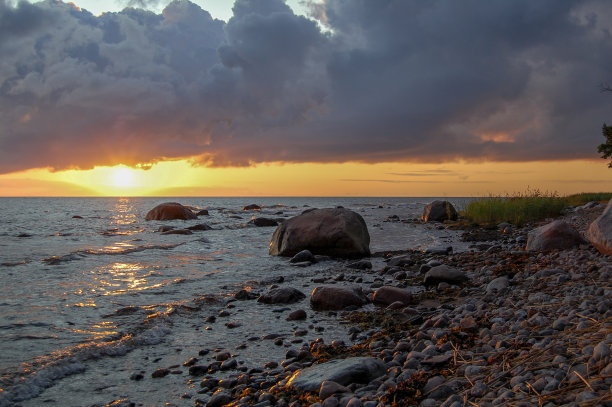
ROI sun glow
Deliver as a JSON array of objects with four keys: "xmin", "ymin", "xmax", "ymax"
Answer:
[
  {"xmin": 111, "ymin": 167, "xmax": 135, "ymax": 188},
  {"xmin": 0, "ymin": 159, "xmax": 609, "ymax": 197}
]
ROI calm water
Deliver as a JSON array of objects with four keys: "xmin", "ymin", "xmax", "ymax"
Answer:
[{"xmin": 0, "ymin": 197, "xmax": 470, "ymax": 406}]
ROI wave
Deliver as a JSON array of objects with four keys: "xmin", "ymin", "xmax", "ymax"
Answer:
[
  {"xmin": 41, "ymin": 242, "xmax": 185, "ymax": 265},
  {"xmin": 0, "ymin": 320, "xmax": 172, "ymax": 406}
]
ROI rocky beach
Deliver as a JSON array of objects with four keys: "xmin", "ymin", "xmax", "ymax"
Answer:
[
  {"xmin": 109, "ymin": 201, "xmax": 610, "ymax": 407},
  {"xmin": 1, "ymin": 197, "xmax": 610, "ymax": 407}
]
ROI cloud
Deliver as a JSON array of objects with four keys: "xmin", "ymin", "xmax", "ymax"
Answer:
[{"xmin": 0, "ymin": 0, "xmax": 611, "ymax": 174}]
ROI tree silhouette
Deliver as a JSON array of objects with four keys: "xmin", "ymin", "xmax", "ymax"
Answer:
[{"xmin": 598, "ymin": 123, "xmax": 612, "ymax": 168}]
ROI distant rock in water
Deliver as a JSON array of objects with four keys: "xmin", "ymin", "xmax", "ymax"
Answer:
[
  {"xmin": 269, "ymin": 208, "xmax": 370, "ymax": 258},
  {"xmin": 249, "ymin": 217, "xmax": 278, "ymax": 227},
  {"xmin": 196, "ymin": 209, "xmax": 209, "ymax": 216},
  {"xmin": 526, "ymin": 220, "xmax": 585, "ymax": 251},
  {"xmin": 187, "ymin": 223, "xmax": 214, "ymax": 231},
  {"xmin": 145, "ymin": 202, "xmax": 197, "ymax": 221},
  {"xmin": 587, "ymin": 198, "xmax": 612, "ymax": 254},
  {"xmin": 242, "ymin": 204, "xmax": 261, "ymax": 211},
  {"xmin": 421, "ymin": 200, "xmax": 458, "ymax": 222}
]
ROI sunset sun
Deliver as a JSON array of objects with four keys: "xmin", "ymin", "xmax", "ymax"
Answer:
[{"xmin": 111, "ymin": 167, "xmax": 136, "ymax": 188}]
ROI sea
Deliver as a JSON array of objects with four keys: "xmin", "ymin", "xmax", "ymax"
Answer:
[{"xmin": 0, "ymin": 197, "xmax": 473, "ymax": 406}]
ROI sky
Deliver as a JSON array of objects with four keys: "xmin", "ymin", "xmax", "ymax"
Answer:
[{"xmin": 0, "ymin": 0, "xmax": 611, "ymax": 196}]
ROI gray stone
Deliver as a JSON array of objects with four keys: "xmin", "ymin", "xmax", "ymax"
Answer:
[
  {"xmin": 269, "ymin": 208, "xmax": 370, "ymax": 258},
  {"xmin": 372, "ymin": 286, "xmax": 413, "ymax": 307},
  {"xmin": 319, "ymin": 381, "xmax": 351, "ymax": 400},
  {"xmin": 424, "ymin": 265, "xmax": 468, "ymax": 286},
  {"xmin": 310, "ymin": 286, "xmax": 368, "ymax": 311},
  {"xmin": 206, "ymin": 390, "xmax": 232, "ymax": 407},
  {"xmin": 486, "ymin": 276, "xmax": 509, "ymax": 293},
  {"xmin": 588, "ymin": 198, "xmax": 612, "ymax": 254},
  {"xmin": 526, "ymin": 220, "xmax": 585, "ymax": 251},
  {"xmin": 286, "ymin": 357, "xmax": 386, "ymax": 392},
  {"xmin": 290, "ymin": 250, "xmax": 316, "ymax": 263},
  {"xmin": 593, "ymin": 341, "xmax": 611, "ymax": 361}
]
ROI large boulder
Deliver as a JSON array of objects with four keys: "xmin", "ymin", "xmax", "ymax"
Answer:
[
  {"xmin": 526, "ymin": 220, "xmax": 585, "ymax": 251},
  {"xmin": 421, "ymin": 200, "xmax": 458, "ymax": 222},
  {"xmin": 587, "ymin": 198, "xmax": 612, "ymax": 255},
  {"xmin": 286, "ymin": 357, "xmax": 386, "ymax": 392},
  {"xmin": 310, "ymin": 286, "xmax": 368, "ymax": 311},
  {"xmin": 145, "ymin": 202, "xmax": 197, "ymax": 221},
  {"xmin": 269, "ymin": 208, "xmax": 370, "ymax": 258}
]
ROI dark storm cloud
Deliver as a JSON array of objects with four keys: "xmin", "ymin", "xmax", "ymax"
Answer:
[{"xmin": 0, "ymin": 0, "xmax": 611, "ymax": 173}]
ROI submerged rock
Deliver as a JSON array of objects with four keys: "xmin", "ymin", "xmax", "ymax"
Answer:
[
  {"xmin": 249, "ymin": 217, "xmax": 279, "ymax": 227},
  {"xmin": 587, "ymin": 198, "xmax": 612, "ymax": 254},
  {"xmin": 269, "ymin": 208, "xmax": 370, "ymax": 258},
  {"xmin": 526, "ymin": 220, "xmax": 585, "ymax": 251},
  {"xmin": 421, "ymin": 200, "xmax": 458, "ymax": 222},
  {"xmin": 145, "ymin": 202, "xmax": 197, "ymax": 221},
  {"xmin": 286, "ymin": 357, "xmax": 386, "ymax": 392}
]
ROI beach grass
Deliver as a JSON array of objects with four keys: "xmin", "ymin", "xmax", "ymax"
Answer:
[
  {"xmin": 564, "ymin": 192, "xmax": 612, "ymax": 206},
  {"xmin": 463, "ymin": 189, "xmax": 567, "ymax": 226}
]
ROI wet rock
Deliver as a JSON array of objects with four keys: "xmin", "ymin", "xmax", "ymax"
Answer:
[
  {"xmin": 161, "ymin": 229, "xmax": 193, "ymax": 235},
  {"xmin": 250, "ymin": 218, "xmax": 279, "ymax": 227},
  {"xmin": 258, "ymin": 287, "xmax": 306, "ymax": 304},
  {"xmin": 157, "ymin": 226, "xmax": 175, "ymax": 233},
  {"xmin": 421, "ymin": 200, "xmax": 458, "ymax": 222},
  {"xmin": 152, "ymin": 368, "xmax": 171, "ymax": 378},
  {"xmin": 196, "ymin": 209, "xmax": 209, "ymax": 216},
  {"xmin": 587, "ymin": 198, "xmax": 612, "ymax": 254},
  {"xmin": 372, "ymin": 286, "xmax": 413, "ymax": 307},
  {"xmin": 269, "ymin": 208, "xmax": 370, "ymax": 258},
  {"xmin": 235, "ymin": 289, "xmax": 258, "ymax": 301},
  {"xmin": 310, "ymin": 286, "xmax": 368, "ymax": 311},
  {"xmin": 386, "ymin": 255, "xmax": 413, "ymax": 268},
  {"xmin": 243, "ymin": 204, "xmax": 262, "ymax": 211},
  {"xmin": 187, "ymin": 223, "xmax": 214, "ymax": 231},
  {"xmin": 526, "ymin": 220, "xmax": 585, "ymax": 251},
  {"xmin": 145, "ymin": 202, "xmax": 197, "ymax": 221},
  {"xmin": 423, "ymin": 265, "xmax": 468, "ymax": 286},
  {"xmin": 206, "ymin": 390, "xmax": 232, "ymax": 407},
  {"xmin": 286, "ymin": 357, "xmax": 386, "ymax": 392},
  {"xmin": 319, "ymin": 381, "xmax": 351, "ymax": 400},
  {"xmin": 346, "ymin": 260, "xmax": 372, "ymax": 270},
  {"xmin": 287, "ymin": 309, "xmax": 307, "ymax": 321},
  {"xmin": 290, "ymin": 250, "xmax": 316, "ymax": 264},
  {"xmin": 189, "ymin": 365, "xmax": 210, "ymax": 376}
]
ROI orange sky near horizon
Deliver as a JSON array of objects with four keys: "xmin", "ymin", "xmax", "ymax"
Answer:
[{"xmin": 0, "ymin": 159, "xmax": 610, "ymax": 197}]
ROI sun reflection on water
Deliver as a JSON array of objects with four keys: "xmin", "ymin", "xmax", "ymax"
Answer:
[
  {"xmin": 91, "ymin": 262, "xmax": 164, "ymax": 296},
  {"xmin": 111, "ymin": 198, "xmax": 138, "ymax": 226}
]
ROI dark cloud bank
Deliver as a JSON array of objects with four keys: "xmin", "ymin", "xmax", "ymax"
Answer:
[{"xmin": 1, "ymin": 0, "xmax": 611, "ymax": 173}]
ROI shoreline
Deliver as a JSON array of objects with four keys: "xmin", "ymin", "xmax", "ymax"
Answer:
[
  {"xmin": 118, "ymin": 203, "xmax": 611, "ymax": 406},
  {"xmin": 2, "ymin": 200, "xmax": 610, "ymax": 407}
]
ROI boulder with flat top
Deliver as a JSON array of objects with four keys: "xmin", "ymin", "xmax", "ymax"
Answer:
[
  {"xmin": 269, "ymin": 208, "xmax": 370, "ymax": 258},
  {"xmin": 145, "ymin": 202, "xmax": 197, "ymax": 221}
]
